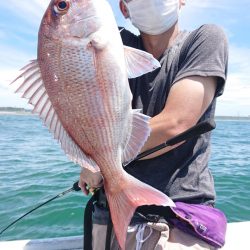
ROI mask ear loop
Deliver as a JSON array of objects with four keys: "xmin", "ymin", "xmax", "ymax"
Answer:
[{"xmin": 121, "ymin": 0, "xmax": 131, "ymax": 19}]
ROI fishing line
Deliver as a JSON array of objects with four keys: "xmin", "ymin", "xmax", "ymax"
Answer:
[
  {"xmin": 0, "ymin": 119, "xmax": 215, "ymax": 235},
  {"xmin": 0, "ymin": 182, "xmax": 81, "ymax": 236}
]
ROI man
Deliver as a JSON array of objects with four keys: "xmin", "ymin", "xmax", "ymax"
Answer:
[{"xmin": 79, "ymin": 0, "xmax": 228, "ymax": 249}]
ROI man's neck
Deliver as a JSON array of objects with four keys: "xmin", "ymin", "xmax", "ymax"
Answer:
[{"xmin": 140, "ymin": 23, "xmax": 180, "ymax": 59}]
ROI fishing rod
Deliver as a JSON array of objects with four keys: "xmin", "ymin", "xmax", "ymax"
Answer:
[
  {"xmin": 123, "ymin": 118, "xmax": 216, "ymax": 166},
  {"xmin": 0, "ymin": 119, "xmax": 215, "ymax": 235}
]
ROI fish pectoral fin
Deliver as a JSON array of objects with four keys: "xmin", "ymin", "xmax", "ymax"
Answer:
[
  {"xmin": 90, "ymin": 28, "xmax": 109, "ymax": 50},
  {"xmin": 122, "ymin": 109, "xmax": 151, "ymax": 164},
  {"xmin": 11, "ymin": 60, "xmax": 99, "ymax": 173},
  {"xmin": 124, "ymin": 45, "xmax": 161, "ymax": 79},
  {"xmin": 105, "ymin": 173, "xmax": 175, "ymax": 250}
]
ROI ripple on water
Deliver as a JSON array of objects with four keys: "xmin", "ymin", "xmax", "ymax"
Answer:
[{"xmin": 0, "ymin": 116, "xmax": 250, "ymax": 240}]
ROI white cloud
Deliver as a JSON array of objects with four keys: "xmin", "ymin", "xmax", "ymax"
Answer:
[
  {"xmin": 0, "ymin": 68, "xmax": 32, "ymax": 109},
  {"xmin": 216, "ymin": 45, "xmax": 250, "ymax": 116},
  {"xmin": 0, "ymin": 44, "xmax": 35, "ymax": 109},
  {"xmin": 2, "ymin": 0, "xmax": 122, "ymax": 26},
  {"xmin": 0, "ymin": 44, "xmax": 34, "ymax": 69},
  {"xmin": 229, "ymin": 45, "xmax": 250, "ymax": 73},
  {"xmin": 0, "ymin": 0, "xmax": 249, "ymax": 117},
  {"xmin": 178, "ymin": 1, "xmax": 250, "ymax": 116},
  {"xmin": 185, "ymin": 0, "xmax": 250, "ymax": 10},
  {"xmin": 219, "ymin": 74, "xmax": 250, "ymax": 103},
  {"xmin": 0, "ymin": 29, "xmax": 6, "ymax": 39},
  {"xmin": 2, "ymin": 0, "xmax": 49, "ymax": 27},
  {"xmin": 180, "ymin": 0, "xmax": 250, "ymax": 33}
]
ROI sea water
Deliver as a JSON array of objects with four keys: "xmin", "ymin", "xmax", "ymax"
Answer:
[{"xmin": 0, "ymin": 114, "xmax": 249, "ymax": 241}]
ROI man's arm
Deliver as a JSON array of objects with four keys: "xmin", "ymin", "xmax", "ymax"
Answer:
[
  {"xmin": 79, "ymin": 76, "xmax": 217, "ymax": 191},
  {"xmin": 140, "ymin": 75, "xmax": 217, "ymax": 159}
]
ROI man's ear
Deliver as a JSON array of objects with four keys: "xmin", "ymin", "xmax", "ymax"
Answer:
[
  {"xmin": 180, "ymin": 0, "xmax": 186, "ymax": 7},
  {"xmin": 119, "ymin": 0, "xmax": 129, "ymax": 18}
]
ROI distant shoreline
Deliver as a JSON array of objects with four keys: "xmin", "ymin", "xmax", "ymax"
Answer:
[
  {"xmin": 0, "ymin": 107, "xmax": 32, "ymax": 116},
  {"xmin": 0, "ymin": 111, "xmax": 33, "ymax": 116},
  {"xmin": 215, "ymin": 116, "xmax": 250, "ymax": 121},
  {"xmin": 0, "ymin": 107, "xmax": 249, "ymax": 120}
]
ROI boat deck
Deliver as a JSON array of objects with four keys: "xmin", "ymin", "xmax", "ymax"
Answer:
[{"xmin": 0, "ymin": 221, "xmax": 249, "ymax": 249}]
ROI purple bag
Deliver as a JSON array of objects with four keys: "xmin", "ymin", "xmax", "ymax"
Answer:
[{"xmin": 169, "ymin": 202, "xmax": 227, "ymax": 248}]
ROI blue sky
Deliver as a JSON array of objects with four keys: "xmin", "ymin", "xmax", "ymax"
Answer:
[{"xmin": 0, "ymin": 0, "xmax": 249, "ymax": 116}]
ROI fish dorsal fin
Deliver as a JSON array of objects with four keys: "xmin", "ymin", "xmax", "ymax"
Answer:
[
  {"xmin": 122, "ymin": 109, "xmax": 151, "ymax": 164},
  {"xmin": 124, "ymin": 46, "xmax": 161, "ymax": 79},
  {"xmin": 12, "ymin": 60, "xmax": 99, "ymax": 172}
]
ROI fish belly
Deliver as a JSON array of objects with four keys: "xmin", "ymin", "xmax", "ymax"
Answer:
[{"xmin": 40, "ymin": 41, "xmax": 132, "ymax": 173}]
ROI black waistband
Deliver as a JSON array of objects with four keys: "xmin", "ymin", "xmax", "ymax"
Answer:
[{"xmin": 95, "ymin": 188, "xmax": 176, "ymax": 224}]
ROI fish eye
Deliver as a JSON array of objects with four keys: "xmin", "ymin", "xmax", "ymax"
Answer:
[{"xmin": 54, "ymin": 0, "xmax": 70, "ymax": 14}]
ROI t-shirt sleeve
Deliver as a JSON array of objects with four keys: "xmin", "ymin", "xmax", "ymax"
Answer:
[{"xmin": 174, "ymin": 24, "xmax": 229, "ymax": 97}]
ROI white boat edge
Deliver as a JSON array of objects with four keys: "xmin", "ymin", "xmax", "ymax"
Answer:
[
  {"xmin": 0, "ymin": 235, "xmax": 83, "ymax": 250},
  {"xmin": 0, "ymin": 221, "xmax": 249, "ymax": 250}
]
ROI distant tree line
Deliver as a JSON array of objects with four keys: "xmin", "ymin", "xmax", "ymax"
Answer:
[
  {"xmin": 215, "ymin": 116, "xmax": 250, "ymax": 120},
  {"xmin": 0, "ymin": 107, "xmax": 31, "ymax": 112}
]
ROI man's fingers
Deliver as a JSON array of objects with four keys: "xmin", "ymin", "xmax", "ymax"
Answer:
[
  {"xmin": 89, "ymin": 187, "xmax": 97, "ymax": 194},
  {"xmin": 79, "ymin": 169, "xmax": 104, "ymax": 195},
  {"xmin": 92, "ymin": 179, "xmax": 103, "ymax": 188},
  {"xmin": 78, "ymin": 179, "xmax": 89, "ymax": 195},
  {"xmin": 82, "ymin": 185, "xmax": 89, "ymax": 196}
]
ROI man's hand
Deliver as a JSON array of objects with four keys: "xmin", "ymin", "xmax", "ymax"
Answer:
[{"xmin": 78, "ymin": 168, "xmax": 103, "ymax": 195}]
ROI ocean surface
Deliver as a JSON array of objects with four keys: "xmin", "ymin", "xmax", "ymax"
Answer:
[{"xmin": 0, "ymin": 114, "xmax": 249, "ymax": 241}]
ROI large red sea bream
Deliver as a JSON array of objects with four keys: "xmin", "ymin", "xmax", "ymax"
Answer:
[{"xmin": 12, "ymin": 0, "xmax": 174, "ymax": 248}]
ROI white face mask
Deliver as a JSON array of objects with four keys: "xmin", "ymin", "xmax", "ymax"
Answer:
[{"xmin": 123, "ymin": 0, "xmax": 179, "ymax": 35}]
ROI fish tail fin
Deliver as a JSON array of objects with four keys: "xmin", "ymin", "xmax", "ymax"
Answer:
[{"xmin": 105, "ymin": 174, "xmax": 175, "ymax": 250}]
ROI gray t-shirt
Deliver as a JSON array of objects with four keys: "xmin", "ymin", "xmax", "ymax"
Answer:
[{"xmin": 93, "ymin": 24, "xmax": 228, "ymax": 224}]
